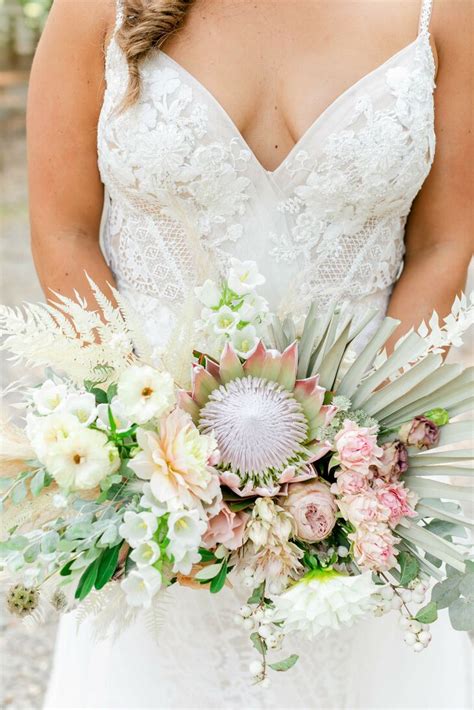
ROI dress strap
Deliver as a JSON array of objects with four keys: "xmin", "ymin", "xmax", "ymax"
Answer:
[
  {"xmin": 418, "ymin": 0, "xmax": 434, "ymax": 35},
  {"xmin": 114, "ymin": 0, "xmax": 125, "ymax": 32}
]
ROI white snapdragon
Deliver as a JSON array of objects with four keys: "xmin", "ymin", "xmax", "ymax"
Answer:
[
  {"xmin": 32, "ymin": 379, "xmax": 68, "ymax": 415},
  {"xmin": 140, "ymin": 482, "xmax": 169, "ymax": 516},
  {"xmin": 228, "ymin": 259, "xmax": 265, "ymax": 296},
  {"xmin": 45, "ymin": 427, "xmax": 120, "ymax": 490},
  {"xmin": 121, "ymin": 566, "xmax": 162, "ymax": 608},
  {"xmin": 130, "ymin": 540, "xmax": 161, "ymax": 568},
  {"xmin": 119, "ymin": 511, "xmax": 158, "ymax": 548},
  {"xmin": 63, "ymin": 392, "xmax": 97, "ymax": 426},
  {"xmin": 117, "ymin": 365, "xmax": 175, "ymax": 425},
  {"xmin": 238, "ymin": 293, "xmax": 269, "ymax": 322}
]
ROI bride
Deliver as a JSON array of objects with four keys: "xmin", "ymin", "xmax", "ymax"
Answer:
[{"xmin": 27, "ymin": 0, "xmax": 471, "ymax": 707}]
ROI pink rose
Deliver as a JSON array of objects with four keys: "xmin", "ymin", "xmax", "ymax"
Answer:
[
  {"xmin": 332, "ymin": 467, "xmax": 370, "ymax": 496},
  {"xmin": 374, "ymin": 480, "xmax": 418, "ymax": 528},
  {"xmin": 335, "ymin": 420, "xmax": 383, "ymax": 474},
  {"xmin": 350, "ymin": 526, "xmax": 399, "ymax": 572},
  {"xmin": 338, "ymin": 491, "xmax": 388, "ymax": 527},
  {"xmin": 203, "ymin": 502, "xmax": 249, "ymax": 551},
  {"xmin": 373, "ymin": 440, "xmax": 408, "ymax": 481},
  {"xmin": 282, "ymin": 479, "xmax": 337, "ymax": 542},
  {"xmin": 399, "ymin": 416, "xmax": 440, "ymax": 450}
]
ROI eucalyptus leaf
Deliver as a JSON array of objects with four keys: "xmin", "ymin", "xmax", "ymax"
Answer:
[
  {"xmin": 41, "ymin": 531, "xmax": 60, "ymax": 554},
  {"xmin": 269, "ymin": 655, "xmax": 299, "ymax": 672},
  {"xmin": 449, "ymin": 597, "xmax": 474, "ymax": 631},
  {"xmin": 431, "ymin": 575, "xmax": 462, "ymax": 609},
  {"xmin": 23, "ymin": 542, "xmax": 40, "ymax": 563},
  {"xmin": 30, "ymin": 469, "xmax": 46, "ymax": 497},
  {"xmin": 11, "ymin": 481, "xmax": 27, "ymax": 505},
  {"xmin": 459, "ymin": 573, "xmax": 474, "ymax": 601}
]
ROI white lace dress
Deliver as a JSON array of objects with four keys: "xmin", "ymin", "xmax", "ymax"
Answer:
[{"xmin": 44, "ymin": 0, "xmax": 472, "ymax": 707}]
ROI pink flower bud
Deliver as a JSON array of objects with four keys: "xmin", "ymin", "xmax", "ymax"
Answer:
[{"xmin": 399, "ymin": 416, "xmax": 440, "ymax": 450}]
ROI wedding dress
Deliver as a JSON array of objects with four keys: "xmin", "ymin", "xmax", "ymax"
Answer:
[{"xmin": 44, "ymin": 0, "xmax": 472, "ymax": 707}]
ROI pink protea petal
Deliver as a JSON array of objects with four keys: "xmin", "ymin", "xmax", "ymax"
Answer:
[
  {"xmin": 191, "ymin": 364, "xmax": 220, "ymax": 407},
  {"xmin": 294, "ymin": 376, "xmax": 326, "ymax": 439},
  {"xmin": 219, "ymin": 342, "xmax": 244, "ymax": 383},
  {"xmin": 313, "ymin": 404, "xmax": 338, "ymax": 429},
  {"xmin": 279, "ymin": 464, "xmax": 316, "ymax": 484},
  {"xmin": 205, "ymin": 357, "xmax": 222, "ymax": 383},
  {"xmin": 177, "ymin": 390, "xmax": 200, "ymax": 425},
  {"xmin": 306, "ymin": 441, "xmax": 333, "ymax": 462},
  {"xmin": 278, "ymin": 341, "xmax": 299, "ymax": 391},
  {"xmin": 243, "ymin": 340, "xmax": 267, "ymax": 377}
]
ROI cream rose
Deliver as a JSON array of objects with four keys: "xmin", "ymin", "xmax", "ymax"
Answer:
[{"xmin": 282, "ymin": 479, "xmax": 337, "ymax": 543}]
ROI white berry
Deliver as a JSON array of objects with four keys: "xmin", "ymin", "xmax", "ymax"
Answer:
[
  {"xmin": 243, "ymin": 618, "xmax": 254, "ymax": 631},
  {"xmin": 381, "ymin": 586, "xmax": 395, "ymax": 600},
  {"xmin": 409, "ymin": 620, "xmax": 422, "ymax": 633},
  {"xmin": 391, "ymin": 596, "xmax": 403, "ymax": 610},
  {"xmin": 240, "ymin": 605, "xmax": 252, "ymax": 618},
  {"xmin": 249, "ymin": 661, "xmax": 264, "ymax": 675},
  {"xmin": 418, "ymin": 631, "xmax": 432, "ymax": 645},
  {"xmin": 258, "ymin": 624, "xmax": 272, "ymax": 639},
  {"xmin": 401, "ymin": 589, "xmax": 412, "ymax": 603},
  {"xmin": 399, "ymin": 616, "xmax": 411, "ymax": 629},
  {"xmin": 404, "ymin": 631, "xmax": 417, "ymax": 646},
  {"xmin": 413, "ymin": 642, "xmax": 425, "ymax": 653},
  {"xmin": 412, "ymin": 591, "xmax": 425, "ymax": 604}
]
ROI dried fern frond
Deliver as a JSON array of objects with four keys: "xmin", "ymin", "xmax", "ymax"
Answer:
[
  {"xmin": 0, "ymin": 416, "xmax": 35, "ymax": 478},
  {"xmin": 0, "ymin": 280, "xmax": 152, "ymax": 384}
]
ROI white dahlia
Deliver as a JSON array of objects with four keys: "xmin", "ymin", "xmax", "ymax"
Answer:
[
  {"xmin": 271, "ymin": 569, "xmax": 377, "ymax": 637},
  {"xmin": 178, "ymin": 340, "xmax": 336, "ymax": 491}
]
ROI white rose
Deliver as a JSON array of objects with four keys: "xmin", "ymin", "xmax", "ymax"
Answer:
[
  {"xmin": 119, "ymin": 511, "xmax": 158, "ymax": 548},
  {"xmin": 45, "ymin": 427, "xmax": 120, "ymax": 490},
  {"xmin": 117, "ymin": 365, "xmax": 175, "ymax": 424},
  {"xmin": 121, "ymin": 566, "xmax": 162, "ymax": 608},
  {"xmin": 228, "ymin": 259, "xmax": 265, "ymax": 296},
  {"xmin": 32, "ymin": 379, "xmax": 68, "ymax": 415},
  {"xmin": 63, "ymin": 393, "xmax": 97, "ymax": 426}
]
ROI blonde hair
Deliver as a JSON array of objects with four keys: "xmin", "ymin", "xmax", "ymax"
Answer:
[{"xmin": 117, "ymin": 0, "xmax": 195, "ymax": 108}]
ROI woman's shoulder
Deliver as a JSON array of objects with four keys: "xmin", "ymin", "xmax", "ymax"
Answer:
[{"xmin": 46, "ymin": 0, "xmax": 116, "ymax": 53}]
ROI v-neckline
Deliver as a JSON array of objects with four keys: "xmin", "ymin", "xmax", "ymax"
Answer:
[{"xmin": 158, "ymin": 35, "xmax": 428, "ymax": 179}]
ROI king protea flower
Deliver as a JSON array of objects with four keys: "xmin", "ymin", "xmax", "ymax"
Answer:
[{"xmin": 178, "ymin": 341, "xmax": 337, "ymax": 491}]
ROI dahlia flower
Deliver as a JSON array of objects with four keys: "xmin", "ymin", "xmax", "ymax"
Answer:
[
  {"xmin": 271, "ymin": 569, "xmax": 377, "ymax": 637},
  {"xmin": 129, "ymin": 408, "xmax": 221, "ymax": 511},
  {"xmin": 178, "ymin": 340, "xmax": 336, "ymax": 491}
]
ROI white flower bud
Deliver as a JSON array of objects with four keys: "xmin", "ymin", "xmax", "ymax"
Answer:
[
  {"xmin": 413, "ymin": 641, "xmax": 425, "ymax": 653},
  {"xmin": 240, "ymin": 605, "xmax": 252, "ymax": 618}
]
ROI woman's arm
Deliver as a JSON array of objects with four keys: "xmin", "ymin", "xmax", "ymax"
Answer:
[
  {"xmin": 28, "ymin": 0, "xmax": 116, "ymax": 307},
  {"xmin": 387, "ymin": 0, "xmax": 473, "ymax": 347}
]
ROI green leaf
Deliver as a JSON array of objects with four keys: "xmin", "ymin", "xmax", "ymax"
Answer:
[
  {"xmin": 59, "ymin": 559, "xmax": 75, "ymax": 576},
  {"xmin": 30, "ymin": 469, "xmax": 46, "ymax": 497},
  {"xmin": 198, "ymin": 548, "xmax": 216, "ymax": 562},
  {"xmin": 228, "ymin": 500, "xmax": 253, "ymax": 512},
  {"xmin": 41, "ymin": 531, "xmax": 60, "ymax": 554},
  {"xmin": 91, "ymin": 387, "xmax": 108, "ymax": 404},
  {"xmin": 250, "ymin": 631, "xmax": 266, "ymax": 655},
  {"xmin": 398, "ymin": 551, "xmax": 419, "ymax": 586},
  {"xmin": 210, "ymin": 559, "xmax": 228, "ymax": 594},
  {"xmin": 57, "ymin": 539, "xmax": 77, "ymax": 553},
  {"xmin": 95, "ymin": 543, "xmax": 122, "ymax": 590},
  {"xmin": 415, "ymin": 601, "xmax": 438, "ymax": 624},
  {"xmin": 459, "ymin": 573, "xmax": 474, "ymax": 601},
  {"xmin": 423, "ymin": 407, "xmax": 449, "ymax": 426},
  {"xmin": 24, "ymin": 543, "xmax": 40, "ymax": 563},
  {"xmin": 449, "ymin": 597, "xmax": 474, "ymax": 631},
  {"xmin": 107, "ymin": 383, "xmax": 118, "ymax": 402},
  {"xmin": 6, "ymin": 535, "xmax": 29, "ymax": 551},
  {"xmin": 75, "ymin": 557, "xmax": 101, "ymax": 600},
  {"xmin": 431, "ymin": 575, "xmax": 462, "ymax": 609},
  {"xmin": 194, "ymin": 563, "xmax": 221, "ymax": 581},
  {"xmin": 247, "ymin": 582, "xmax": 265, "ymax": 605},
  {"xmin": 11, "ymin": 481, "xmax": 27, "ymax": 505},
  {"xmin": 269, "ymin": 655, "xmax": 299, "ymax": 672}
]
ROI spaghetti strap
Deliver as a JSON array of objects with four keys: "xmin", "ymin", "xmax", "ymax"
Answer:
[
  {"xmin": 113, "ymin": 0, "xmax": 125, "ymax": 33},
  {"xmin": 418, "ymin": 0, "xmax": 434, "ymax": 35}
]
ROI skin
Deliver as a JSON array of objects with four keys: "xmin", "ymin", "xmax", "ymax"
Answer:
[{"xmin": 28, "ymin": 0, "xmax": 473, "ymax": 345}]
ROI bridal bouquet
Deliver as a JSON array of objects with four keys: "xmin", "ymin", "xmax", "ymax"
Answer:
[{"xmin": 1, "ymin": 262, "xmax": 473, "ymax": 684}]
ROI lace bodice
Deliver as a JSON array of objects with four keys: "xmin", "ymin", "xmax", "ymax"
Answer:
[{"xmin": 98, "ymin": 0, "xmax": 436, "ymax": 348}]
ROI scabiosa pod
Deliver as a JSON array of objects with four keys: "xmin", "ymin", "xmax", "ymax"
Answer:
[{"xmin": 178, "ymin": 340, "xmax": 337, "ymax": 491}]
